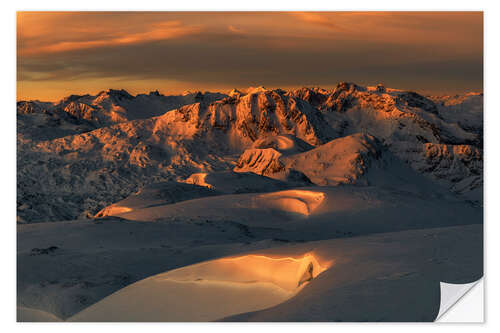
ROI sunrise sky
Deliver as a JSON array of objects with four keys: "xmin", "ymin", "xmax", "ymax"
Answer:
[{"xmin": 17, "ymin": 11, "xmax": 483, "ymax": 101}]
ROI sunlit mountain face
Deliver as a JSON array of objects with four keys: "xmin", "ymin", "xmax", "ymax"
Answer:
[{"xmin": 17, "ymin": 12, "xmax": 483, "ymax": 323}]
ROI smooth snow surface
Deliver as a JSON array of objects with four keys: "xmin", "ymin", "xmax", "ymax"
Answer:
[
  {"xmin": 17, "ymin": 306, "xmax": 62, "ymax": 322},
  {"xmin": 18, "ymin": 221, "xmax": 482, "ymax": 321}
]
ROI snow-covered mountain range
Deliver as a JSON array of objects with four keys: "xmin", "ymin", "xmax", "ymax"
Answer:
[{"xmin": 17, "ymin": 83, "xmax": 482, "ymax": 223}]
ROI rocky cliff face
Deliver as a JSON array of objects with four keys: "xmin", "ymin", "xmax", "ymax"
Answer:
[
  {"xmin": 170, "ymin": 89, "xmax": 337, "ymax": 146},
  {"xmin": 391, "ymin": 141, "xmax": 483, "ymax": 202}
]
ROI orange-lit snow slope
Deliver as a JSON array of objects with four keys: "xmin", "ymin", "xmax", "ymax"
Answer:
[{"xmin": 69, "ymin": 253, "xmax": 330, "ymax": 322}]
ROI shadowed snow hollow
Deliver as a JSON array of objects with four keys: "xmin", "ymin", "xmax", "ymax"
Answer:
[{"xmin": 68, "ymin": 253, "xmax": 330, "ymax": 322}]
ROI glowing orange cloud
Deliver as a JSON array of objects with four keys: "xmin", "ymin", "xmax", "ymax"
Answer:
[
  {"xmin": 290, "ymin": 11, "xmax": 483, "ymax": 46},
  {"xmin": 18, "ymin": 14, "xmax": 202, "ymax": 56},
  {"xmin": 292, "ymin": 12, "xmax": 348, "ymax": 32},
  {"xmin": 228, "ymin": 25, "xmax": 247, "ymax": 35}
]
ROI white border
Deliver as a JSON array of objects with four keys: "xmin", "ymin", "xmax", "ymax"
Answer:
[
  {"xmin": 10, "ymin": 0, "xmax": 489, "ymax": 11},
  {"xmin": 2, "ymin": 0, "xmax": 497, "ymax": 332}
]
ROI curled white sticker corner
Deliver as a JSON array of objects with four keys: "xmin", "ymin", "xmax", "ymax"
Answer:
[{"xmin": 436, "ymin": 278, "xmax": 483, "ymax": 322}]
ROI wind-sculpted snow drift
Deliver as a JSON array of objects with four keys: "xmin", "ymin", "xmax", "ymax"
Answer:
[
  {"xmin": 255, "ymin": 190, "xmax": 326, "ymax": 216},
  {"xmin": 68, "ymin": 253, "xmax": 330, "ymax": 322}
]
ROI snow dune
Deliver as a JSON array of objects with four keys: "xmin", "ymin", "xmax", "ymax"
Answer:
[
  {"xmin": 111, "ymin": 185, "xmax": 480, "ymax": 238},
  {"xmin": 256, "ymin": 190, "xmax": 326, "ymax": 216},
  {"xmin": 69, "ymin": 253, "xmax": 330, "ymax": 322}
]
